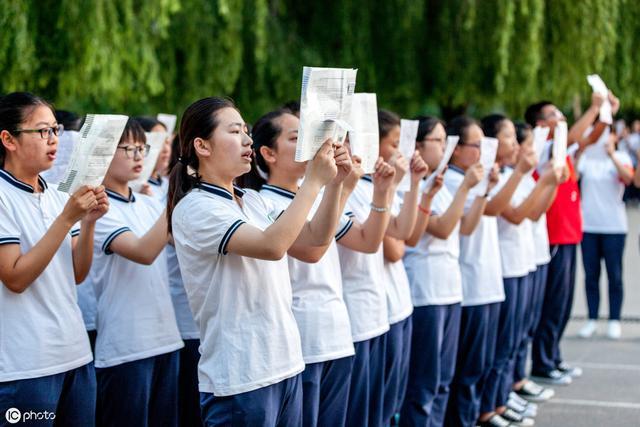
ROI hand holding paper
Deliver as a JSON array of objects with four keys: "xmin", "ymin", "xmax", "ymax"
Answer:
[
  {"xmin": 471, "ymin": 137, "xmax": 498, "ymax": 195},
  {"xmin": 422, "ymin": 136, "xmax": 459, "ymax": 192},
  {"xmin": 296, "ymin": 66, "xmax": 357, "ymax": 162},
  {"xmin": 587, "ymin": 74, "xmax": 613, "ymax": 124},
  {"xmin": 58, "ymin": 114, "xmax": 128, "ymax": 194},
  {"xmin": 552, "ymin": 121, "xmax": 568, "ymax": 170}
]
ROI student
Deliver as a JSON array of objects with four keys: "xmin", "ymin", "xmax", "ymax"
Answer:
[
  {"xmin": 400, "ymin": 116, "xmax": 484, "ymax": 427},
  {"xmin": 337, "ymin": 135, "xmax": 412, "ymax": 426},
  {"xmin": 239, "ymin": 108, "xmax": 355, "ymax": 426},
  {"xmin": 0, "ymin": 92, "xmax": 108, "ymax": 426},
  {"xmin": 376, "ymin": 110, "xmax": 429, "ymax": 425},
  {"xmin": 92, "ymin": 118, "xmax": 184, "ymax": 427},
  {"xmin": 483, "ymin": 114, "xmax": 563, "ymax": 425},
  {"xmin": 525, "ymin": 91, "xmax": 618, "ymax": 385},
  {"xmin": 577, "ymin": 126, "xmax": 633, "ymax": 339},
  {"xmin": 511, "ymin": 123, "xmax": 556, "ymax": 404},
  {"xmin": 134, "ymin": 116, "xmax": 172, "ymax": 197},
  {"xmin": 440, "ymin": 114, "xmax": 530, "ymax": 427},
  {"xmin": 169, "ymin": 97, "xmax": 339, "ymax": 426}
]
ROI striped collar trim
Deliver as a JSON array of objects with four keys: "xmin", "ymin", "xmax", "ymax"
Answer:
[
  {"xmin": 360, "ymin": 175, "xmax": 373, "ymax": 183},
  {"xmin": 198, "ymin": 182, "xmax": 245, "ymax": 200},
  {"xmin": 448, "ymin": 164, "xmax": 465, "ymax": 175},
  {"xmin": 148, "ymin": 176, "xmax": 162, "ymax": 186},
  {"xmin": 0, "ymin": 169, "xmax": 48, "ymax": 193},
  {"xmin": 261, "ymin": 184, "xmax": 296, "ymax": 199},
  {"xmin": 106, "ymin": 188, "xmax": 136, "ymax": 203}
]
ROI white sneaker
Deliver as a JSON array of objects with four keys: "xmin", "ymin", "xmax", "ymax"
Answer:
[
  {"xmin": 578, "ymin": 320, "xmax": 597, "ymax": 338},
  {"xmin": 607, "ymin": 320, "xmax": 621, "ymax": 339}
]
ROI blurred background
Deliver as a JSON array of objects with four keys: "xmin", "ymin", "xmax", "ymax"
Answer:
[{"xmin": 2, "ymin": 0, "xmax": 640, "ymax": 122}]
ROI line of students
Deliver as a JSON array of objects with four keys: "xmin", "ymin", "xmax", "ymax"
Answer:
[{"xmin": 0, "ymin": 90, "xmax": 617, "ymax": 427}]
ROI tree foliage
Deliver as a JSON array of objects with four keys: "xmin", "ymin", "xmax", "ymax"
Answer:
[{"xmin": 1, "ymin": 0, "xmax": 638, "ymax": 121}]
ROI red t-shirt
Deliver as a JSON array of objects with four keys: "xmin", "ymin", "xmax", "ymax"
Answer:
[{"xmin": 545, "ymin": 156, "xmax": 583, "ymax": 245}]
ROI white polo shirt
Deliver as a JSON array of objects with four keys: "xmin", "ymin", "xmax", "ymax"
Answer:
[
  {"xmin": 492, "ymin": 167, "xmax": 536, "ymax": 278},
  {"xmin": 172, "ymin": 183, "xmax": 304, "ymax": 396},
  {"xmin": 578, "ymin": 149, "xmax": 632, "ymax": 234},
  {"xmin": 77, "ymin": 275, "xmax": 97, "ymax": 331},
  {"xmin": 92, "ymin": 189, "xmax": 183, "ymax": 368},
  {"xmin": 532, "ymin": 213, "xmax": 551, "ymax": 266},
  {"xmin": 338, "ymin": 176, "xmax": 390, "ymax": 342},
  {"xmin": 443, "ymin": 166, "xmax": 505, "ymax": 306},
  {"xmin": 0, "ymin": 170, "xmax": 92, "ymax": 381},
  {"xmin": 403, "ymin": 180, "xmax": 463, "ymax": 306},
  {"xmin": 384, "ymin": 193, "xmax": 413, "ymax": 324},
  {"xmin": 148, "ymin": 176, "xmax": 169, "ymax": 201},
  {"xmin": 260, "ymin": 184, "xmax": 355, "ymax": 364}
]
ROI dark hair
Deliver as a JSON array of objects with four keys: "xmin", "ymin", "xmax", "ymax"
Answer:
[
  {"xmin": 281, "ymin": 100, "xmax": 300, "ymax": 115},
  {"xmin": 414, "ymin": 115, "xmax": 445, "ymax": 145},
  {"xmin": 55, "ymin": 110, "xmax": 83, "ymax": 131},
  {"xmin": 378, "ymin": 109, "xmax": 401, "ymax": 139},
  {"xmin": 481, "ymin": 114, "xmax": 509, "ymax": 138},
  {"xmin": 134, "ymin": 116, "xmax": 167, "ymax": 133},
  {"xmin": 524, "ymin": 101, "xmax": 553, "ymax": 127},
  {"xmin": 514, "ymin": 121, "xmax": 532, "ymax": 145},
  {"xmin": 446, "ymin": 115, "xmax": 479, "ymax": 145},
  {"xmin": 237, "ymin": 109, "xmax": 293, "ymax": 191},
  {"xmin": 167, "ymin": 97, "xmax": 237, "ymax": 232},
  {"xmin": 119, "ymin": 118, "xmax": 146, "ymax": 146},
  {"xmin": 0, "ymin": 92, "xmax": 53, "ymax": 167}
]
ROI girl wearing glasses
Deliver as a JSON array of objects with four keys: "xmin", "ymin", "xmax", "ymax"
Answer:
[
  {"xmin": 91, "ymin": 118, "xmax": 183, "ymax": 426},
  {"xmin": 401, "ymin": 116, "xmax": 485, "ymax": 427},
  {"xmin": 0, "ymin": 92, "xmax": 108, "ymax": 426},
  {"xmin": 168, "ymin": 98, "xmax": 339, "ymax": 426}
]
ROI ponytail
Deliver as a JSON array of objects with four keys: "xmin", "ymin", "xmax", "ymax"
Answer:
[{"xmin": 167, "ymin": 97, "xmax": 236, "ymax": 233}]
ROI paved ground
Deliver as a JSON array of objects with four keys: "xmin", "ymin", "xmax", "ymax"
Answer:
[{"xmin": 534, "ymin": 206, "xmax": 640, "ymax": 426}]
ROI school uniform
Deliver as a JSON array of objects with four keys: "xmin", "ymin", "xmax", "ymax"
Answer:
[
  {"xmin": 441, "ymin": 166, "xmax": 505, "ymax": 427},
  {"xmin": 260, "ymin": 184, "xmax": 355, "ymax": 427},
  {"xmin": 337, "ymin": 176, "xmax": 390, "ymax": 427},
  {"xmin": 0, "ymin": 170, "xmax": 95, "ymax": 426},
  {"xmin": 149, "ymin": 174, "xmax": 203, "ymax": 427},
  {"xmin": 77, "ymin": 274, "xmax": 98, "ymax": 351},
  {"xmin": 172, "ymin": 183, "xmax": 305, "ymax": 426},
  {"xmin": 578, "ymin": 142, "xmax": 632, "ymax": 321},
  {"xmin": 400, "ymin": 182, "xmax": 462, "ymax": 427},
  {"xmin": 532, "ymin": 148, "xmax": 582, "ymax": 376},
  {"xmin": 92, "ymin": 188, "xmax": 183, "ymax": 427},
  {"xmin": 486, "ymin": 167, "xmax": 536, "ymax": 409},
  {"xmin": 382, "ymin": 193, "xmax": 415, "ymax": 424}
]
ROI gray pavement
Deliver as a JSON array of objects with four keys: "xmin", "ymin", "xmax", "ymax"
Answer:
[{"xmin": 533, "ymin": 206, "xmax": 640, "ymax": 426}]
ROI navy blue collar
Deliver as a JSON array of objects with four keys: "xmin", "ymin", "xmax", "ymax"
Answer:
[
  {"xmin": 0, "ymin": 169, "xmax": 48, "ymax": 193},
  {"xmin": 261, "ymin": 184, "xmax": 296, "ymax": 199},
  {"xmin": 448, "ymin": 164, "xmax": 465, "ymax": 175},
  {"xmin": 106, "ymin": 188, "xmax": 136, "ymax": 203},
  {"xmin": 148, "ymin": 176, "xmax": 162, "ymax": 186},
  {"xmin": 198, "ymin": 182, "xmax": 245, "ymax": 200},
  {"xmin": 361, "ymin": 175, "xmax": 373, "ymax": 183}
]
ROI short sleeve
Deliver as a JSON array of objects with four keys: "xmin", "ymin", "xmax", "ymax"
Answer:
[
  {"xmin": 489, "ymin": 169, "xmax": 511, "ymax": 199},
  {"xmin": 430, "ymin": 187, "xmax": 450, "ymax": 216},
  {"xmin": 615, "ymin": 151, "xmax": 633, "ymax": 168},
  {"xmin": 335, "ymin": 214, "xmax": 354, "ymax": 241},
  {"xmin": 0, "ymin": 196, "xmax": 21, "ymax": 245},
  {"xmin": 94, "ymin": 208, "xmax": 132, "ymax": 255},
  {"xmin": 175, "ymin": 196, "xmax": 246, "ymax": 256},
  {"xmin": 249, "ymin": 189, "xmax": 284, "ymax": 224}
]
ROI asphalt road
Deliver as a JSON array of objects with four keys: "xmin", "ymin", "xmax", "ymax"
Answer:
[{"xmin": 533, "ymin": 206, "xmax": 640, "ymax": 426}]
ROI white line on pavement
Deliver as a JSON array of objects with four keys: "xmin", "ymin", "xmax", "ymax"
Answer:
[
  {"xmin": 566, "ymin": 361, "xmax": 640, "ymax": 371},
  {"xmin": 548, "ymin": 398, "xmax": 640, "ymax": 410}
]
